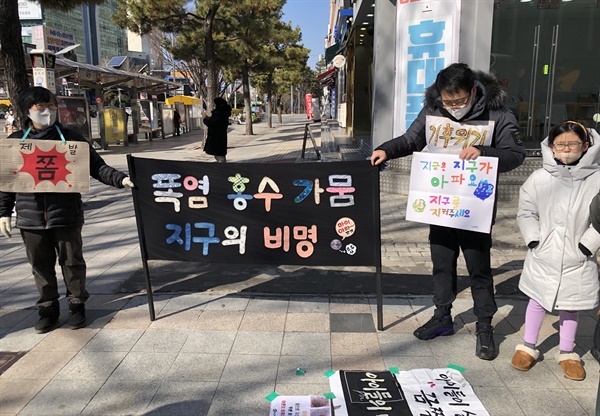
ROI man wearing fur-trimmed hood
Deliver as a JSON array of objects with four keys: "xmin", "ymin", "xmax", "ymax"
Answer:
[{"xmin": 371, "ymin": 63, "xmax": 526, "ymax": 360}]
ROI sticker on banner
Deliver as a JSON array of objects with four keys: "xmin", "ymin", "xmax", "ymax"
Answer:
[{"xmin": 336, "ymin": 217, "xmax": 355, "ymax": 239}]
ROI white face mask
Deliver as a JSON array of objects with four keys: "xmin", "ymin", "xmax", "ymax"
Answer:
[
  {"xmin": 554, "ymin": 151, "xmax": 583, "ymax": 165},
  {"xmin": 449, "ymin": 98, "xmax": 474, "ymax": 120},
  {"xmin": 28, "ymin": 108, "xmax": 57, "ymax": 129}
]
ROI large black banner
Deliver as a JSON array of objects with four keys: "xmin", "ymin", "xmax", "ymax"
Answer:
[{"xmin": 128, "ymin": 157, "xmax": 380, "ymax": 267}]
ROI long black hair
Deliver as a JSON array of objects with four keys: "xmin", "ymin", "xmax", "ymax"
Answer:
[{"xmin": 214, "ymin": 97, "xmax": 232, "ymax": 117}]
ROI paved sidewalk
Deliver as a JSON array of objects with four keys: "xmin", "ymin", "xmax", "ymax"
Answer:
[{"xmin": 0, "ymin": 115, "xmax": 598, "ymax": 415}]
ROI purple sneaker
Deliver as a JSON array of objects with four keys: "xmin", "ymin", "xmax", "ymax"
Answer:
[{"xmin": 413, "ymin": 315, "xmax": 454, "ymax": 340}]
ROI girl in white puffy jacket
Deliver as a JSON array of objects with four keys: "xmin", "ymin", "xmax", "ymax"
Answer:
[{"xmin": 512, "ymin": 121, "xmax": 600, "ymax": 381}]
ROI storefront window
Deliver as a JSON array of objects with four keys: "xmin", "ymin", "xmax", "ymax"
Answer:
[{"xmin": 491, "ymin": 0, "xmax": 599, "ymax": 151}]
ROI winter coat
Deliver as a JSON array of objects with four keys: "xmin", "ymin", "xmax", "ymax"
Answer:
[
  {"xmin": 0, "ymin": 122, "xmax": 127, "ymax": 230},
  {"xmin": 517, "ymin": 130, "xmax": 600, "ymax": 311},
  {"xmin": 591, "ymin": 191, "xmax": 600, "ymax": 233},
  {"xmin": 203, "ymin": 108, "xmax": 229, "ymax": 156},
  {"xmin": 376, "ymin": 71, "xmax": 526, "ymax": 173}
]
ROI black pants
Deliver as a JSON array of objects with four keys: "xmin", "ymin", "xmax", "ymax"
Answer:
[
  {"xmin": 429, "ymin": 225, "xmax": 496, "ymax": 323},
  {"xmin": 21, "ymin": 226, "xmax": 88, "ymax": 308}
]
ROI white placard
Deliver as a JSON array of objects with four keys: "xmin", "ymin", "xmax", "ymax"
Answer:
[
  {"xmin": 393, "ymin": 0, "xmax": 461, "ymax": 137},
  {"xmin": 425, "ymin": 115, "xmax": 495, "ymax": 153},
  {"xmin": 406, "ymin": 152, "xmax": 498, "ymax": 233},
  {"xmin": 395, "ymin": 368, "xmax": 490, "ymax": 416},
  {"xmin": 269, "ymin": 395, "xmax": 331, "ymax": 415}
]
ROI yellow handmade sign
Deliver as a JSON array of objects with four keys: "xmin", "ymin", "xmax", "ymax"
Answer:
[{"xmin": 0, "ymin": 139, "xmax": 90, "ymax": 193}]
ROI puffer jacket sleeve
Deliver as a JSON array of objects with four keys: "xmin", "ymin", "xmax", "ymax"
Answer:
[
  {"xmin": 375, "ymin": 106, "xmax": 428, "ymax": 159},
  {"xmin": 477, "ymin": 109, "xmax": 526, "ymax": 173},
  {"xmin": 0, "ymin": 191, "xmax": 16, "ymax": 217},
  {"xmin": 89, "ymin": 144, "xmax": 127, "ymax": 188},
  {"xmin": 517, "ymin": 172, "xmax": 541, "ymax": 246}
]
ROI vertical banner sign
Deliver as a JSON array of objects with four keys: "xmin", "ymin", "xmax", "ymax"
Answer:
[
  {"xmin": 406, "ymin": 152, "xmax": 498, "ymax": 233},
  {"xmin": 305, "ymin": 93, "xmax": 313, "ymax": 119},
  {"xmin": 393, "ymin": 0, "xmax": 461, "ymax": 137},
  {"xmin": 129, "ymin": 158, "xmax": 378, "ymax": 266},
  {"xmin": 329, "ymin": 369, "xmax": 490, "ymax": 416},
  {"xmin": 0, "ymin": 139, "xmax": 90, "ymax": 193},
  {"xmin": 138, "ymin": 100, "xmax": 153, "ymax": 132},
  {"xmin": 103, "ymin": 108, "xmax": 126, "ymax": 143}
]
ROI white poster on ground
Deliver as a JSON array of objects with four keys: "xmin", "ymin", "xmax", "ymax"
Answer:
[
  {"xmin": 406, "ymin": 152, "xmax": 498, "ymax": 233},
  {"xmin": 328, "ymin": 368, "xmax": 489, "ymax": 416},
  {"xmin": 393, "ymin": 0, "xmax": 461, "ymax": 137},
  {"xmin": 269, "ymin": 395, "xmax": 331, "ymax": 415}
]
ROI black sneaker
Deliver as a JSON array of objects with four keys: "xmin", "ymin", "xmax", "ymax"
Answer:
[
  {"xmin": 413, "ymin": 315, "xmax": 454, "ymax": 340},
  {"xmin": 68, "ymin": 303, "xmax": 86, "ymax": 329},
  {"xmin": 475, "ymin": 322, "xmax": 497, "ymax": 360},
  {"xmin": 35, "ymin": 302, "xmax": 60, "ymax": 334}
]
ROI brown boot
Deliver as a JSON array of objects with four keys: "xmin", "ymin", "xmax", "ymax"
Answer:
[
  {"xmin": 558, "ymin": 352, "xmax": 585, "ymax": 381},
  {"xmin": 511, "ymin": 344, "xmax": 539, "ymax": 371}
]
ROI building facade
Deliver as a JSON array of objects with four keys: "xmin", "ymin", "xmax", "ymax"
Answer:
[
  {"xmin": 19, "ymin": 0, "xmax": 128, "ymax": 66},
  {"xmin": 328, "ymin": 0, "xmax": 599, "ymax": 157}
]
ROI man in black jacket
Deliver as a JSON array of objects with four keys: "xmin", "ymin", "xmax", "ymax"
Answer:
[
  {"xmin": 371, "ymin": 63, "xmax": 526, "ymax": 360},
  {"xmin": 0, "ymin": 87, "xmax": 134, "ymax": 333}
]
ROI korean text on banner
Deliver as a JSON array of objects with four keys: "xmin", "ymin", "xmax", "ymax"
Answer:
[
  {"xmin": 406, "ymin": 152, "xmax": 497, "ymax": 233},
  {"xmin": 128, "ymin": 157, "xmax": 378, "ymax": 266},
  {"xmin": 328, "ymin": 368, "xmax": 490, "ymax": 416},
  {"xmin": 393, "ymin": 0, "xmax": 461, "ymax": 137},
  {"xmin": 0, "ymin": 139, "xmax": 90, "ymax": 193}
]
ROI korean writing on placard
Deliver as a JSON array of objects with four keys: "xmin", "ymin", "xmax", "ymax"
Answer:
[{"xmin": 407, "ymin": 152, "xmax": 498, "ymax": 233}]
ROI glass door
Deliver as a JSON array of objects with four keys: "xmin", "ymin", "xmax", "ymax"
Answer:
[{"xmin": 491, "ymin": 0, "xmax": 600, "ymax": 153}]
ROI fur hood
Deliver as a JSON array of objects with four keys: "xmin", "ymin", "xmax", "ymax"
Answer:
[{"xmin": 423, "ymin": 70, "xmax": 509, "ymax": 112}]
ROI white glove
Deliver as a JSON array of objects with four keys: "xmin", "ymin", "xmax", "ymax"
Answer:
[
  {"xmin": 122, "ymin": 177, "xmax": 135, "ymax": 188},
  {"xmin": 0, "ymin": 217, "xmax": 12, "ymax": 238}
]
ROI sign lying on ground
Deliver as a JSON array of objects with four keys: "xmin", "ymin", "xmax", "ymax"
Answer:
[
  {"xmin": 0, "ymin": 138, "xmax": 90, "ymax": 193},
  {"xmin": 406, "ymin": 152, "xmax": 498, "ymax": 233},
  {"xmin": 329, "ymin": 368, "xmax": 489, "ymax": 416}
]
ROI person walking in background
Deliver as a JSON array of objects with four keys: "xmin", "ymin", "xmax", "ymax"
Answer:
[
  {"xmin": 202, "ymin": 97, "xmax": 231, "ymax": 163},
  {"xmin": 4, "ymin": 107, "xmax": 19, "ymax": 135},
  {"xmin": 370, "ymin": 63, "xmax": 526, "ymax": 360},
  {"xmin": 173, "ymin": 109, "xmax": 181, "ymax": 136},
  {"xmin": 512, "ymin": 121, "xmax": 599, "ymax": 381},
  {"xmin": 0, "ymin": 87, "xmax": 135, "ymax": 334}
]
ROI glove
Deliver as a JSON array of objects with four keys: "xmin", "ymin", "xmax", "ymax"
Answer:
[
  {"xmin": 0, "ymin": 217, "xmax": 12, "ymax": 238},
  {"xmin": 122, "ymin": 177, "xmax": 135, "ymax": 189}
]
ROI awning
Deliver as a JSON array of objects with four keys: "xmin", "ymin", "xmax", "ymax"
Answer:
[
  {"xmin": 165, "ymin": 95, "xmax": 202, "ymax": 106},
  {"xmin": 316, "ymin": 67, "xmax": 336, "ymax": 84},
  {"xmin": 54, "ymin": 58, "xmax": 181, "ymax": 94},
  {"xmin": 325, "ymin": 43, "xmax": 341, "ymax": 65}
]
